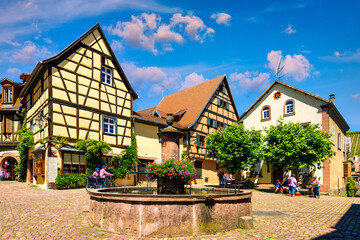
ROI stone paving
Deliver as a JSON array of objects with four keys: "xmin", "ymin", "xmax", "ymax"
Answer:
[{"xmin": 0, "ymin": 181, "xmax": 360, "ymax": 240}]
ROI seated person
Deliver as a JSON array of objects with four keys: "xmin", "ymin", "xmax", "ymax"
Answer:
[
  {"xmin": 282, "ymin": 178, "xmax": 289, "ymax": 194},
  {"xmin": 301, "ymin": 173, "xmax": 311, "ymax": 188},
  {"xmin": 295, "ymin": 181, "xmax": 300, "ymax": 192},
  {"xmin": 274, "ymin": 178, "xmax": 283, "ymax": 193}
]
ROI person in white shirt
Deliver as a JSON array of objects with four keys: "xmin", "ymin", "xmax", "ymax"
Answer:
[{"xmin": 224, "ymin": 172, "xmax": 230, "ymax": 187}]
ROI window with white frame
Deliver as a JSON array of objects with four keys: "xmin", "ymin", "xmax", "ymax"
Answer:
[
  {"xmin": 285, "ymin": 100, "xmax": 294, "ymax": 114},
  {"xmin": 262, "ymin": 107, "xmax": 270, "ymax": 119},
  {"xmin": 3, "ymin": 87, "xmax": 12, "ymax": 103},
  {"xmin": 332, "ymin": 125, "xmax": 335, "ymax": 143},
  {"xmin": 101, "ymin": 66, "xmax": 112, "ymax": 85},
  {"xmin": 103, "ymin": 116, "xmax": 116, "ymax": 134}
]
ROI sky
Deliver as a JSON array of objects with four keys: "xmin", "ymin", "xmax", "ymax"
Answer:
[{"xmin": 0, "ymin": 0, "xmax": 359, "ymax": 131}]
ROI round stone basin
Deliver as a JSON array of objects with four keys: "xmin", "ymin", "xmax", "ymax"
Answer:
[{"xmin": 88, "ymin": 186, "xmax": 252, "ymax": 237}]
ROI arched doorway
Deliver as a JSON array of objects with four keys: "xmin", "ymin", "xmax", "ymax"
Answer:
[{"xmin": 1, "ymin": 157, "xmax": 18, "ymax": 180}]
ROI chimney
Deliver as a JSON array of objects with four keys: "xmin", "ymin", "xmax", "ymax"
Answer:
[
  {"xmin": 19, "ymin": 73, "xmax": 31, "ymax": 83},
  {"xmin": 329, "ymin": 94, "xmax": 335, "ymax": 104}
]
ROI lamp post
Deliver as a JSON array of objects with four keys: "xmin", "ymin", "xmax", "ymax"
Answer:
[{"xmin": 34, "ymin": 113, "xmax": 52, "ymax": 140}]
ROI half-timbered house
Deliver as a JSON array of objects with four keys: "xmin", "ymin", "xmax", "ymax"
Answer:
[
  {"xmin": 19, "ymin": 24, "xmax": 137, "ymax": 187},
  {"xmin": 133, "ymin": 75, "xmax": 239, "ymax": 184},
  {"xmin": 0, "ymin": 74, "xmax": 29, "ymax": 180}
]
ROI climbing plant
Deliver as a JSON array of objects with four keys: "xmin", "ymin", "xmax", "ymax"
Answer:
[
  {"xmin": 109, "ymin": 134, "xmax": 139, "ymax": 179},
  {"xmin": 75, "ymin": 139, "xmax": 112, "ymax": 174},
  {"xmin": 14, "ymin": 115, "xmax": 34, "ymax": 182}
]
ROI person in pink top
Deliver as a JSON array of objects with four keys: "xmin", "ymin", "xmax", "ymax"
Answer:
[
  {"xmin": 92, "ymin": 168, "xmax": 100, "ymax": 179},
  {"xmin": 100, "ymin": 165, "xmax": 114, "ymax": 179}
]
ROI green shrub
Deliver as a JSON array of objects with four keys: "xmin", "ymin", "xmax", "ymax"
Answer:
[
  {"xmin": 346, "ymin": 177, "xmax": 359, "ymax": 197},
  {"xmin": 55, "ymin": 174, "xmax": 87, "ymax": 189}
]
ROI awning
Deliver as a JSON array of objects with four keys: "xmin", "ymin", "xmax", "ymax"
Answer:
[
  {"xmin": 31, "ymin": 146, "xmax": 46, "ymax": 153},
  {"xmin": 58, "ymin": 145, "xmax": 85, "ymax": 153}
]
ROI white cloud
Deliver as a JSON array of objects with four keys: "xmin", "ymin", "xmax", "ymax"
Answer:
[
  {"xmin": 211, "ymin": 13, "xmax": 232, "ymax": 26},
  {"xmin": 111, "ymin": 40, "xmax": 124, "ymax": 53},
  {"xmin": 320, "ymin": 49, "xmax": 360, "ymax": 62},
  {"xmin": 244, "ymin": 17, "xmax": 257, "ymax": 23},
  {"xmin": 229, "ymin": 71, "xmax": 270, "ymax": 92},
  {"xmin": 267, "ymin": 50, "xmax": 314, "ymax": 81},
  {"xmin": 283, "ymin": 24, "xmax": 296, "ymax": 34},
  {"xmin": 353, "ymin": 94, "xmax": 360, "ymax": 101},
  {"xmin": 11, "ymin": 41, "xmax": 53, "ymax": 64},
  {"xmin": 0, "ymin": 0, "xmax": 180, "ymax": 45},
  {"xmin": 301, "ymin": 50, "xmax": 311, "ymax": 54},
  {"xmin": 106, "ymin": 12, "xmax": 213, "ymax": 55},
  {"xmin": 6, "ymin": 67, "xmax": 22, "ymax": 75},
  {"xmin": 122, "ymin": 62, "xmax": 166, "ymax": 86},
  {"xmin": 180, "ymin": 72, "xmax": 207, "ymax": 90},
  {"xmin": 43, "ymin": 38, "xmax": 53, "ymax": 44}
]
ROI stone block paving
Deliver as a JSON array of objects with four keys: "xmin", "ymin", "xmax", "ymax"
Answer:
[{"xmin": 1, "ymin": 182, "xmax": 360, "ymax": 240}]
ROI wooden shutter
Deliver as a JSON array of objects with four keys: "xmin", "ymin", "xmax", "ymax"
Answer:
[
  {"xmin": 217, "ymin": 99, "xmax": 221, "ymax": 106},
  {"xmin": 207, "ymin": 118, "xmax": 211, "ymax": 126},
  {"xmin": 196, "ymin": 134, "xmax": 200, "ymax": 146},
  {"xmin": 214, "ymin": 121, "xmax": 218, "ymax": 129},
  {"xmin": 226, "ymin": 103, "xmax": 229, "ymax": 110},
  {"xmin": 5, "ymin": 115, "xmax": 12, "ymax": 133}
]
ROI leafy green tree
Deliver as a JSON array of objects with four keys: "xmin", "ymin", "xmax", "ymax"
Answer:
[
  {"xmin": 75, "ymin": 139, "xmax": 111, "ymax": 174},
  {"xmin": 15, "ymin": 120, "xmax": 34, "ymax": 182},
  {"xmin": 205, "ymin": 123, "xmax": 262, "ymax": 173},
  {"xmin": 263, "ymin": 119, "xmax": 335, "ymax": 171}
]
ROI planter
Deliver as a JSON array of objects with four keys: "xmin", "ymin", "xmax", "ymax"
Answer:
[{"xmin": 157, "ymin": 177, "xmax": 185, "ymax": 194}]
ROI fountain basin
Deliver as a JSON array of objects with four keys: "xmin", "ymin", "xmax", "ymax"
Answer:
[{"xmin": 88, "ymin": 187, "xmax": 252, "ymax": 237}]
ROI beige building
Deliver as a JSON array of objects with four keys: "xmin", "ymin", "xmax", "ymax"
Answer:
[
  {"xmin": 239, "ymin": 80, "xmax": 350, "ymax": 195},
  {"xmin": 133, "ymin": 75, "xmax": 239, "ymax": 184},
  {"xmin": 19, "ymin": 24, "xmax": 137, "ymax": 188}
]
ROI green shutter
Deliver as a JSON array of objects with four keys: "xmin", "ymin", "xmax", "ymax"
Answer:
[
  {"xmin": 217, "ymin": 99, "xmax": 221, "ymax": 106},
  {"xmin": 224, "ymin": 124, "xmax": 227, "ymax": 129},
  {"xmin": 196, "ymin": 134, "xmax": 200, "ymax": 146},
  {"xmin": 207, "ymin": 118, "xmax": 211, "ymax": 126},
  {"xmin": 223, "ymin": 86, "xmax": 226, "ymax": 94},
  {"xmin": 226, "ymin": 102, "xmax": 229, "ymax": 110},
  {"xmin": 214, "ymin": 121, "xmax": 218, "ymax": 128}
]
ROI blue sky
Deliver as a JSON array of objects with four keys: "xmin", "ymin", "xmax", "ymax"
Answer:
[{"xmin": 1, "ymin": 0, "xmax": 359, "ymax": 130}]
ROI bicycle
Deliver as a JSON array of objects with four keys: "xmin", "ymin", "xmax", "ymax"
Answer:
[
  {"xmin": 85, "ymin": 175, "xmax": 102, "ymax": 192},
  {"xmin": 101, "ymin": 176, "xmax": 116, "ymax": 188}
]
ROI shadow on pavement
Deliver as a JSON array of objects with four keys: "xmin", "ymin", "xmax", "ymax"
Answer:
[{"xmin": 312, "ymin": 204, "xmax": 360, "ymax": 240}]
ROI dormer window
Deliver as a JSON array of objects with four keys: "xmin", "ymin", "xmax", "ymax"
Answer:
[
  {"xmin": 101, "ymin": 66, "xmax": 112, "ymax": 85},
  {"xmin": 3, "ymin": 87, "xmax": 12, "ymax": 103}
]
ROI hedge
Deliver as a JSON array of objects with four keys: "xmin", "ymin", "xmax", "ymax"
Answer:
[{"xmin": 55, "ymin": 174, "xmax": 87, "ymax": 189}]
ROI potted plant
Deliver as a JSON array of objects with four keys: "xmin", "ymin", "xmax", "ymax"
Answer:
[{"xmin": 145, "ymin": 159, "xmax": 196, "ymax": 194}]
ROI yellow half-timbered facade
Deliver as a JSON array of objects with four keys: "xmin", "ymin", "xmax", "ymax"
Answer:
[
  {"xmin": 134, "ymin": 75, "xmax": 239, "ymax": 184},
  {"xmin": 19, "ymin": 24, "xmax": 137, "ymax": 187}
]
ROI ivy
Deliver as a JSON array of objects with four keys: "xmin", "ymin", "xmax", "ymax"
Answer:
[
  {"xmin": 14, "ymin": 113, "xmax": 34, "ymax": 182},
  {"xmin": 109, "ymin": 134, "xmax": 139, "ymax": 179},
  {"xmin": 75, "ymin": 139, "xmax": 112, "ymax": 174}
]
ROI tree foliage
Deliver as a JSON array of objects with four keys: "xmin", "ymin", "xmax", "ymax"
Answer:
[
  {"xmin": 205, "ymin": 123, "xmax": 262, "ymax": 173},
  {"xmin": 14, "ymin": 120, "xmax": 34, "ymax": 182},
  {"xmin": 75, "ymin": 139, "xmax": 111, "ymax": 174},
  {"xmin": 263, "ymin": 119, "xmax": 335, "ymax": 171}
]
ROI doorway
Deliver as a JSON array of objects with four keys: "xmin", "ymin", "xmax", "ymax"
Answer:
[
  {"xmin": 272, "ymin": 164, "xmax": 284, "ymax": 184},
  {"xmin": 1, "ymin": 157, "xmax": 18, "ymax": 180}
]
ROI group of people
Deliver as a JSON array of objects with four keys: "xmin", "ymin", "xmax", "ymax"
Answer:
[
  {"xmin": 92, "ymin": 165, "xmax": 114, "ymax": 181},
  {"xmin": 217, "ymin": 170, "xmax": 231, "ymax": 187},
  {"xmin": 274, "ymin": 173, "xmax": 321, "ymax": 198},
  {"xmin": 0, "ymin": 161, "xmax": 12, "ymax": 180}
]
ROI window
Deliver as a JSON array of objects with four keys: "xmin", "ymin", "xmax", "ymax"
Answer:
[
  {"xmin": 63, "ymin": 153, "xmax": 86, "ymax": 174},
  {"xmin": 338, "ymin": 133, "xmax": 342, "ymax": 150},
  {"xmin": 3, "ymin": 87, "xmax": 12, "ymax": 103},
  {"xmin": 207, "ymin": 118, "xmax": 214, "ymax": 127},
  {"xmin": 285, "ymin": 100, "xmax": 294, "ymax": 114},
  {"xmin": 183, "ymin": 132, "xmax": 188, "ymax": 145},
  {"xmin": 262, "ymin": 106, "xmax": 270, "ymax": 120},
  {"xmin": 217, "ymin": 99, "xmax": 229, "ymax": 110},
  {"xmin": 196, "ymin": 134, "xmax": 206, "ymax": 147},
  {"xmin": 40, "ymin": 78, "xmax": 44, "ymax": 95},
  {"xmin": 30, "ymin": 119, "xmax": 33, "ymax": 132},
  {"xmin": 103, "ymin": 116, "xmax": 116, "ymax": 135},
  {"xmin": 101, "ymin": 66, "xmax": 112, "ymax": 85},
  {"xmin": 332, "ymin": 125, "xmax": 335, "ymax": 143}
]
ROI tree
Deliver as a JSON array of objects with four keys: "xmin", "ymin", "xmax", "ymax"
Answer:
[
  {"xmin": 15, "ymin": 120, "xmax": 34, "ymax": 182},
  {"xmin": 205, "ymin": 123, "xmax": 262, "ymax": 173},
  {"xmin": 75, "ymin": 139, "xmax": 112, "ymax": 174},
  {"xmin": 263, "ymin": 119, "xmax": 335, "ymax": 171}
]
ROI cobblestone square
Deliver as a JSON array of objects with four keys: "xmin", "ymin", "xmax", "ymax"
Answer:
[{"xmin": 1, "ymin": 182, "xmax": 359, "ymax": 240}]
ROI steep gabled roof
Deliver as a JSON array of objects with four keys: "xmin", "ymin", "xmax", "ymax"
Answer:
[
  {"xmin": 20, "ymin": 23, "xmax": 138, "ymax": 100},
  {"xmin": 239, "ymin": 80, "xmax": 329, "ymax": 121},
  {"xmin": 239, "ymin": 80, "xmax": 349, "ymax": 131},
  {"xmin": 134, "ymin": 74, "xmax": 239, "ymax": 128}
]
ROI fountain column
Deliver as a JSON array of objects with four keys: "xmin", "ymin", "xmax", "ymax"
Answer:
[{"xmin": 157, "ymin": 113, "xmax": 183, "ymax": 162}]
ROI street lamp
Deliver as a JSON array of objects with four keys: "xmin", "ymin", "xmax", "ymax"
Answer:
[{"xmin": 34, "ymin": 112, "xmax": 52, "ymax": 140}]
